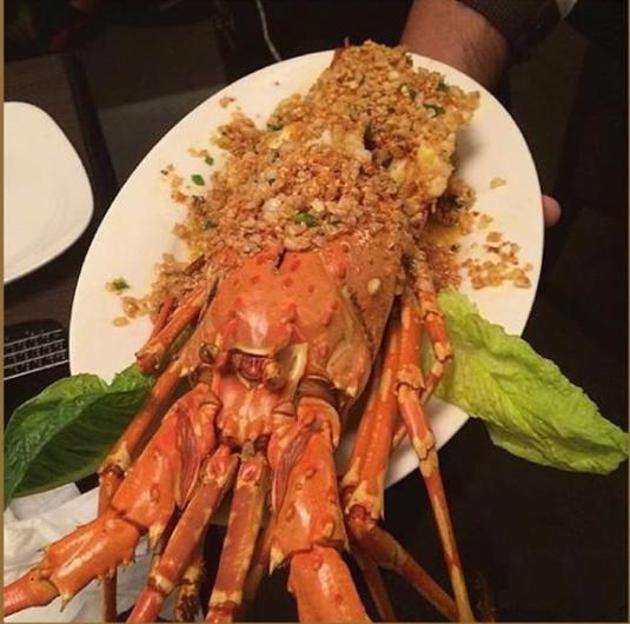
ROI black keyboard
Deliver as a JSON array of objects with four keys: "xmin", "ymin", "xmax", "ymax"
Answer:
[
  {"xmin": 4, "ymin": 321, "xmax": 71, "ymax": 425},
  {"xmin": 4, "ymin": 321, "xmax": 99, "ymax": 491},
  {"xmin": 5, "ymin": 321, "xmax": 69, "ymax": 381}
]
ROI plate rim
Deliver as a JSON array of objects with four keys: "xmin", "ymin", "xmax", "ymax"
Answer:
[{"xmin": 4, "ymin": 101, "xmax": 94, "ymax": 285}]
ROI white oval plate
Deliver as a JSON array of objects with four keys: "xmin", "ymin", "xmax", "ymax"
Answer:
[
  {"xmin": 70, "ymin": 51, "xmax": 542, "ymax": 488},
  {"xmin": 4, "ymin": 102, "xmax": 93, "ymax": 284}
]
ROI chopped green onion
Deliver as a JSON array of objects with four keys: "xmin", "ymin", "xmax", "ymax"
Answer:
[
  {"xmin": 267, "ymin": 121, "xmax": 284, "ymax": 131},
  {"xmin": 270, "ymin": 149, "xmax": 280, "ymax": 162},
  {"xmin": 203, "ymin": 220, "xmax": 217, "ymax": 230},
  {"xmin": 109, "ymin": 278, "xmax": 130, "ymax": 293},
  {"xmin": 204, "ymin": 155, "xmax": 214, "ymax": 166},
  {"xmin": 424, "ymin": 103, "xmax": 445, "ymax": 116},
  {"xmin": 192, "ymin": 174, "xmax": 205, "ymax": 186},
  {"xmin": 293, "ymin": 211, "xmax": 319, "ymax": 227},
  {"xmin": 437, "ymin": 79, "xmax": 449, "ymax": 92}
]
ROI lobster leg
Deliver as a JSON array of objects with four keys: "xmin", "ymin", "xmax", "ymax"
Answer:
[
  {"xmin": 149, "ymin": 295, "xmax": 176, "ymax": 340},
  {"xmin": 391, "ymin": 422, "xmax": 407, "ymax": 449},
  {"xmin": 136, "ymin": 283, "xmax": 209, "ymax": 374},
  {"xmin": 341, "ymin": 333, "xmax": 398, "ymax": 622},
  {"xmin": 342, "ymin": 315, "xmax": 457, "ymax": 621},
  {"xmin": 100, "ymin": 283, "xmax": 209, "ymax": 619},
  {"xmin": 392, "ymin": 251, "xmax": 452, "ymax": 450},
  {"xmin": 269, "ymin": 397, "xmax": 370, "ymax": 622},
  {"xmin": 98, "ymin": 283, "xmax": 211, "ymax": 619},
  {"xmin": 287, "ymin": 545, "xmax": 369, "ymax": 622},
  {"xmin": 351, "ymin": 546, "xmax": 396, "ymax": 622},
  {"xmin": 4, "ymin": 382, "xmax": 220, "ymax": 618},
  {"xmin": 348, "ymin": 508, "xmax": 457, "ymax": 621},
  {"xmin": 128, "ymin": 445, "xmax": 238, "ymax": 622},
  {"xmin": 341, "ymin": 322, "xmax": 401, "ymax": 524},
  {"xmin": 174, "ymin": 549, "xmax": 205, "ymax": 622},
  {"xmin": 410, "ymin": 250, "xmax": 453, "ymax": 404},
  {"xmin": 147, "ymin": 511, "xmax": 181, "ymax": 609},
  {"xmin": 397, "ymin": 288, "xmax": 473, "ymax": 621},
  {"xmin": 98, "ymin": 359, "xmax": 182, "ymax": 621},
  {"xmin": 98, "ymin": 359, "xmax": 183, "ymax": 509},
  {"xmin": 4, "ymin": 510, "xmax": 143, "ymax": 616},
  {"xmin": 243, "ymin": 516, "xmax": 274, "ymax": 608},
  {"xmin": 206, "ymin": 453, "xmax": 270, "ymax": 622}
]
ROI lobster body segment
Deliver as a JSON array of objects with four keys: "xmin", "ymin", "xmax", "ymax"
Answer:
[{"xmin": 182, "ymin": 230, "xmax": 401, "ymax": 420}]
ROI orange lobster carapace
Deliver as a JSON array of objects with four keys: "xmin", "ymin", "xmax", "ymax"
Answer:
[{"xmin": 5, "ymin": 42, "xmax": 480, "ymax": 621}]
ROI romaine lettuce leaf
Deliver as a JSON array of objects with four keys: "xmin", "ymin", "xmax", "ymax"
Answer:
[{"xmin": 428, "ymin": 290, "xmax": 627, "ymax": 474}]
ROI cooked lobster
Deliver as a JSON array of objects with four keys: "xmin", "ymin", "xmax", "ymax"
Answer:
[{"xmin": 5, "ymin": 42, "xmax": 478, "ymax": 622}]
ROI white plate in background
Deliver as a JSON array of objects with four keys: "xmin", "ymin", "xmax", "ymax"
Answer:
[{"xmin": 4, "ymin": 102, "xmax": 93, "ymax": 284}]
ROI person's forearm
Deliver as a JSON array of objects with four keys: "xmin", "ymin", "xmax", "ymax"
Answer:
[{"xmin": 401, "ymin": 0, "xmax": 509, "ymax": 89}]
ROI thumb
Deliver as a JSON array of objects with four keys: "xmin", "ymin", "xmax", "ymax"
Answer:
[{"xmin": 542, "ymin": 195, "xmax": 561, "ymax": 228}]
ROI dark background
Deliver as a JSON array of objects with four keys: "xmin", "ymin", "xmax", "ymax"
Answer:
[{"xmin": 5, "ymin": 0, "xmax": 628, "ymax": 621}]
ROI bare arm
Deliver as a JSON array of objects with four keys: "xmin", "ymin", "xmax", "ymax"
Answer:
[{"xmin": 401, "ymin": 0, "xmax": 509, "ymax": 90}]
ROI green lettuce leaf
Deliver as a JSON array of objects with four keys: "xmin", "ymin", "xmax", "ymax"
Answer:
[
  {"xmin": 4, "ymin": 364, "xmax": 154, "ymax": 506},
  {"xmin": 428, "ymin": 290, "xmax": 628, "ymax": 474}
]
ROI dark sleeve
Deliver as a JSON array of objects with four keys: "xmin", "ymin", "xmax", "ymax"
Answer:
[{"xmin": 457, "ymin": 0, "xmax": 562, "ymax": 60}]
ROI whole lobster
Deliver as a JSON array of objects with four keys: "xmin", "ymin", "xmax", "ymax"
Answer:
[{"xmin": 5, "ymin": 42, "xmax": 476, "ymax": 622}]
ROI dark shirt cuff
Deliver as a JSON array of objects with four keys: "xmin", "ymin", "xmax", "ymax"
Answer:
[{"xmin": 458, "ymin": 0, "xmax": 562, "ymax": 60}]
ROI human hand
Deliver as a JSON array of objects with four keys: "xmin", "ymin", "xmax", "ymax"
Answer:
[{"xmin": 542, "ymin": 195, "xmax": 561, "ymax": 227}]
